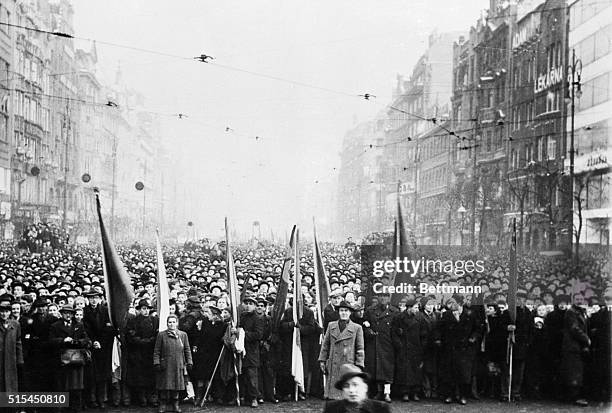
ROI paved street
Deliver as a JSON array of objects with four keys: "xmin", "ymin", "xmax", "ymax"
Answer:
[{"xmin": 100, "ymin": 399, "xmax": 611, "ymax": 413}]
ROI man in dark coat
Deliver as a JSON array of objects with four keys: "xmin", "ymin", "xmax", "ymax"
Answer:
[
  {"xmin": 0, "ymin": 302, "xmax": 24, "ymax": 392},
  {"xmin": 125, "ymin": 299, "xmax": 158, "ymax": 407},
  {"xmin": 391, "ymin": 297, "xmax": 427, "ymax": 401},
  {"xmin": 179, "ymin": 295, "xmax": 203, "ymax": 394},
  {"xmin": 237, "ymin": 294, "xmax": 265, "ymax": 407},
  {"xmin": 588, "ymin": 291, "xmax": 611, "ymax": 402},
  {"xmin": 256, "ymin": 297, "xmax": 278, "ymax": 403},
  {"xmin": 323, "ymin": 290, "xmax": 342, "ymax": 332},
  {"xmin": 544, "ymin": 294, "xmax": 569, "ymax": 396},
  {"xmin": 323, "ymin": 363, "xmax": 390, "ymax": 413},
  {"xmin": 363, "ymin": 293, "xmax": 398, "ymax": 402},
  {"xmin": 21, "ymin": 297, "xmax": 53, "ymax": 392},
  {"xmin": 438, "ymin": 296, "xmax": 481, "ymax": 405},
  {"xmin": 420, "ymin": 297, "xmax": 441, "ymax": 399},
  {"xmin": 192, "ymin": 305, "xmax": 226, "ymax": 405},
  {"xmin": 499, "ymin": 292, "xmax": 533, "ymax": 401},
  {"xmin": 83, "ymin": 290, "xmax": 115, "ymax": 408},
  {"xmin": 559, "ymin": 294, "xmax": 590, "ymax": 407}
]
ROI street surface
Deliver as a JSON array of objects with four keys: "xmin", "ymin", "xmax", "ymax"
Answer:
[{"xmin": 101, "ymin": 399, "xmax": 611, "ymax": 413}]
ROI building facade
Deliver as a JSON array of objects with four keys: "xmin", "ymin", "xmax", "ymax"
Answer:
[{"xmin": 567, "ymin": 0, "xmax": 612, "ymax": 246}]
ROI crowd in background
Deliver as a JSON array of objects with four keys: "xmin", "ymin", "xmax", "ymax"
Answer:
[{"xmin": 0, "ymin": 239, "xmax": 609, "ymax": 412}]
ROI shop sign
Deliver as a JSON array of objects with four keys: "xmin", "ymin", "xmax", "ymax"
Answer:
[{"xmin": 534, "ymin": 66, "xmax": 563, "ymax": 93}]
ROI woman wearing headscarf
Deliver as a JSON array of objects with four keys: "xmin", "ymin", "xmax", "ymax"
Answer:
[
  {"xmin": 153, "ymin": 314, "xmax": 193, "ymax": 413},
  {"xmin": 48, "ymin": 304, "xmax": 91, "ymax": 412}
]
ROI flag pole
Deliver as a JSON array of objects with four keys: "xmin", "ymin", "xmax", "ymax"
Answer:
[
  {"xmin": 507, "ymin": 218, "xmax": 517, "ymax": 402},
  {"xmin": 200, "ymin": 346, "xmax": 225, "ymax": 406}
]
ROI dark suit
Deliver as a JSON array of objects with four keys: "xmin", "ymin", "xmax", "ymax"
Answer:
[{"xmin": 323, "ymin": 399, "xmax": 391, "ymax": 413}]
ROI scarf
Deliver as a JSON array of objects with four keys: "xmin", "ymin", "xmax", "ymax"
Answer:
[
  {"xmin": 167, "ymin": 329, "xmax": 179, "ymax": 340},
  {"xmin": 338, "ymin": 319, "xmax": 348, "ymax": 332}
]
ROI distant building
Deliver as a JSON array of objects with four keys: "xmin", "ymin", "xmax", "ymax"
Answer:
[{"xmin": 567, "ymin": 0, "xmax": 611, "ymax": 246}]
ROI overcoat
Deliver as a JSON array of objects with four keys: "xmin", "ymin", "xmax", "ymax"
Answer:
[
  {"xmin": 318, "ymin": 320, "xmax": 365, "ymax": 400},
  {"xmin": 192, "ymin": 318, "xmax": 226, "ymax": 381},
  {"xmin": 239, "ymin": 311, "xmax": 265, "ymax": 368},
  {"xmin": 48, "ymin": 319, "xmax": 91, "ymax": 390},
  {"xmin": 125, "ymin": 313, "xmax": 158, "ymax": 387},
  {"xmin": 0, "ymin": 319, "xmax": 24, "ymax": 392},
  {"xmin": 391, "ymin": 311, "xmax": 427, "ymax": 386},
  {"xmin": 559, "ymin": 305, "xmax": 589, "ymax": 388},
  {"xmin": 153, "ymin": 329, "xmax": 193, "ymax": 390},
  {"xmin": 83, "ymin": 304, "xmax": 115, "ymax": 382},
  {"xmin": 420, "ymin": 310, "xmax": 441, "ymax": 376},
  {"xmin": 363, "ymin": 304, "xmax": 398, "ymax": 383},
  {"xmin": 438, "ymin": 308, "xmax": 481, "ymax": 385}
]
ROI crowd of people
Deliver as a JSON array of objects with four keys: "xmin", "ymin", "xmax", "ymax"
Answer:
[
  {"xmin": 16, "ymin": 222, "xmax": 69, "ymax": 253},
  {"xmin": 0, "ymin": 238, "xmax": 609, "ymax": 412}
]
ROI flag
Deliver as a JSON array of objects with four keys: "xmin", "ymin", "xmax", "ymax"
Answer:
[
  {"xmin": 95, "ymin": 191, "xmax": 134, "ymax": 329},
  {"xmin": 271, "ymin": 225, "xmax": 296, "ymax": 332},
  {"xmin": 291, "ymin": 228, "xmax": 305, "ymax": 393},
  {"xmin": 225, "ymin": 217, "xmax": 240, "ymax": 326},
  {"xmin": 155, "ymin": 229, "xmax": 170, "ymax": 331},
  {"xmin": 508, "ymin": 218, "xmax": 518, "ymax": 323},
  {"xmin": 240, "ymin": 272, "xmax": 252, "ymax": 303},
  {"xmin": 391, "ymin": 185, "xmax": 412, "ymax": 306},
  {"xmin": 313, "ymin": 217, "xmax": 330, "ymax": 327}
]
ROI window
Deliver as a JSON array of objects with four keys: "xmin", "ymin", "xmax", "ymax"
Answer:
[
  {"xmin": 579, "ymin": 73, "xmax": 610, "ymax": 110},
  {"xmin": 547, "ymin": 136, "xmax": 556, "ymax": 160}
]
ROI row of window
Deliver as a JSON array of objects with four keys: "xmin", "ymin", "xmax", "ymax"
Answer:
[
  {"xmin": 575, "ymin": 25, "xmax": 611, "ymax": 66},
  {"xmin": 510, "ymin": 136, "xmax": 558, "ymax": 170},
  {"xmin": 578, "ymin": 72, "xmax": 610, "ymax": 110},
  {"xmin": 570, "ymin": 0, "xmax": 612, "ymax": 30},
  {"xmin": 419, "ymin": 165, "xmax": 448, "ymax": 191}
]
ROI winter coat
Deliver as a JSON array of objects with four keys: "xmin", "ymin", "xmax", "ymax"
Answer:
[
  {"xmin": 278, "ymin": 306, "xmax": 322, "ymax": 375},
  {"xmin": 153, "ymin": 329, "xmax": 193, "ymax": 390},
  {"xmin": 559, "ymin": 305, "xmax": 589, "ymax": 388},
  {"xmin": 545, "ymin": 308, "xmax": 566, "ymax": 363},
  {"xmin": 318, "ymin": 320, "xmax": 365, "ymax": 400},
  {"xmin": 438, "ymin": 308, "xmax": 481, "ymax": 385},
  {"xmin": 363, "ymin": 304, "xmax": 398, "ymax": 383},
  {"xmin": 239, "ymin": 311, "xmax": 265, "ymax": 368},
  {"xmin": 499, "ymin": 306, "xmax": 533, "ymax": 361},
  {"xmin": 83, "ymin": 304, "xmax": 116, "ymax": 382},
  {"xmin": 420, "ymin": 310, "xmax": 441, "ymax": 375},
  {"xmin": 125, "ymin": 313, "xmax": 158, "ymax": 387},
  {"xmin": 391, "ymin": 311, "xmax": 427, "ymax": 387},
  {"xmin": 48, "ymin": 319, "xmax": 91, "ymax": 390},
  {"xmin": 0, "ymin": 320, "xmax": 24, "ymax": 392},
  {"xmin": 192, "ymin": 318, "xmax": 226, "ymax": 381}
]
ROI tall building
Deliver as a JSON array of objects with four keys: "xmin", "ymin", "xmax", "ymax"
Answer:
[
  {"xmin": 567, "ymin": 0, "xmax": 612, "ymax": 246},
  {"xmin": 0, "ymin": 0, "xmax": 15, "ymax": 238}
]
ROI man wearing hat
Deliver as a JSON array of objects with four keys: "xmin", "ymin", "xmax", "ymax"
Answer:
[
  {"xmin": 83, "ymin": 290, "xmax": 115, "ymax": 408},
  {"xmin": 363, "ymin": 293, "xmax": 398, "ymax": 402},
  {"xmin": 438, "ymin": 295, "xmax": 481, "ymax": 405},
  {"xmin": 237, "ymin": 293, "xmax": 265, "ymax": 408},
  {"xmin": 125, "ymin": 299, "xmax": 159, "ymax": 408},
  {"xmin": 319, "ymin": 300, "xmax": 365, "ymax": 400},
  {"xmin": 560, "ymin": 293, "xmax": 590, "ymax": 406},
  {"xmin": 420, "ymin": 296, "xmax": 441, "ymax": 399},
  {"xmin": 0, "ymin": 301, "xmax": 24, "ymax": 393},
  {"xmin": 192, "ymin": 304, "xmax": 226, "ymax": 406},
  {"xmin": 179, "ymin": 294, "xmax": 204, "ymax": 389},
  {"xmin": 545, "ymin": 293, "xmax": 570, "ymax": 391},
  {"xmin": 323, "ymin": 290, "xmax": 343, "ymax": 332},
  {"xmin": 323, "ymin": 364, "xmax": 390, "ymax": 413}
]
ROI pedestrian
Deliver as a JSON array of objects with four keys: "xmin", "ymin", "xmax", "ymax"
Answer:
[
  {"xmin": 126, "ymin": 298, "xmax": 158, "ymax": 407},
  {"xmin": 0, "ymin": 301, "xmax": 24, "ymax": 392},
  {"xmin": 322, "ymin": 364, "xmax": 390, "ymax": 413},
  {"xmin": 48, "ymin": 304, "xmax": 92, "ymax": 412},
  {"xmin": 363, "ymin": 292, "xmax": 398, "ymax": 402},
  {"xmin": 559, "ymin": 293, "xmax": 590, "ymax": 407},
  {"xmin": 237, "ymin": 294, "xmax": 265, "ymax": 408},
  {"xmin": 391, "ymin": 297, "xmax": 427, "ymax": 402},
  {"xmin": 153, "ymin": 314, "xmax": 193, "ymax": 413},
  {"xmin": 438, "ymin": 296, "xmax": 481, "ymax": 405},
  {"xmin": 318, "ymin": 300, "xmax": 365, "ymax": 400}
]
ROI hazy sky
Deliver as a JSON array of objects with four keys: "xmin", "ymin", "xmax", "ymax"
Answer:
[{"xmin": 72, "ymin": 0, "xmax": 488, "ymax": 239}]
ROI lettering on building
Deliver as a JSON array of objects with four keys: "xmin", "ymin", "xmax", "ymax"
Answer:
[{"xmin": 534, "ymin": 66, "xmax": 563, "ymax": 93}]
